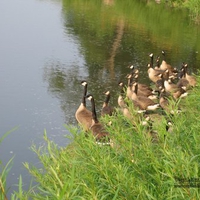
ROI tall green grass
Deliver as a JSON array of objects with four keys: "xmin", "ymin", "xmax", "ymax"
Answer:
[
  {"xmin": 0, "ymin": 128, "xmax": 17, "ymax": 200},
  {"xmin": 184, "ymin": 0, "xmax": 200, "ymax": 24},
  {"xmin": 11, "ymin": 74, "xmax": 200, "ymax": 199},
  {"xmin": 0, "ymin": 158, "xmax": 13, "ymax": 200},
  {"xmin": 161, "ymin": 0, "xmax": 200, "ymax": 24}
]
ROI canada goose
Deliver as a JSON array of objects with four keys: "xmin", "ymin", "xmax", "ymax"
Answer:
[
  {"xmin": 127, "ymin": 73, "xmax": 158, "ymax": 100},
  {"xmin": 155, "ymin": 72, "xmax": 165, "ymax": 90},
  {"xmin": 149, "ymin": 53, "xmax": 165, "ymax": 72},
  {"xmin": 130, "ymin": 81, "xmax": 158, "ymax": 100},
  {"xmin": 158, "ymin": 87, "xmax": 178, "ymax": 113},
  {"xmin": 162, "ymin": 120, "xmax": 174, "ymax": 141},
  {"xmin": 176, "ymin": 67, "xmax": 190, "ymax": 90},
  {"xmin": 164, "ymin": 77, "xmax": 188, "ymax": 99},
  {"xmin": 75, "ymin": 81, "xmax": 92, "ymax": 131},
  {"xmin": 142, "ymin": 114, "xmax": 159, "ymax": 143},
  {"xmin": 166, "ymin": 121, "xmax": 174, "ymax": 133},
  {"xmin": 147, "ymin": 59, "xmax": 165, "ymax": 83},
  {"xmin": 128, "ymin": 64, "xmax": 138, "ymax": 75},
  {"xmin": 149, "ymin": 53, "xmax": 154, "ymax": 67},
  {"xmin": 133, "ymin": 72, "xmax": 157, "ymax": 92},
  {"xmin": 130, "ymin": 82, "xmax": 160, "ymax": 111},
  {"xmin": 126, "ymin": 73, "xmax": 146, "ymax": 100},
  {"xmin": 86, "ymin": 94, "xmax": 110, "ymax": 144},
  {"xmin": 118, "ymin": 81, "xmax": 135, "ymax": 119},
  {"xmin": 118, "ymin": 82, "xmax": 144, "ymax": 118},
  {"xmin": 172, "ymin": 87, "xmax": 188, "ymax": 99},
  {"xmin": 126, "ymin": 74, "xmax": 134, "ymax": 100},
  {"xmin": 148, "ymin": 54, "xmax": 176, "ymax": 83},
  {"xmin": 155, "ymin": 69, "xmax": 176, "ymax": 89},
  {"xmin": 154, "ymin": 56, "xmax": 161, "ymax": 70},
  {"xmin": 160, "ymin": 51, "xmax": 177, "ymax": 73},
  {"xmin": 101, "ymin": 91, "xmax": 114, "ymax": 116},
  {"xmin": 160, "ymin": 51, "xmax": 171, "ymax": 70},
  {"xmin": 118, "ymin": 82, "xmax": 126, "ymax": 108},
  {"xmin": 159, "ymin": 88, "xmax": 169, "ymax": 110},
  {"xmin": 164, "ymin": 77, "xmax": 181, "ymax": 93},
  {"xmin": 183, "ymin": 63, "xmax": 197, "ymax": 87},
  {"xmin": 147, "ymin": 64, "xmax": 164, "ymax": 83}
]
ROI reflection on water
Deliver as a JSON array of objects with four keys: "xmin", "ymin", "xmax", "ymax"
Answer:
[
  {"xmin": 43, "ymin": 61, "xmax": 89, "ymax": 125},
  {"xmin": 105, "ymin": 19, "xmax": 125, "ymax": 80},
  {"xmin": 103, "ymin": 0, "xmax": 115, "ymax": 6},
  {"xmin": 58, "ymin": 0, "xmax": 200, "ymax": 115},
  {"xmin": 44, "ymin": 0, "xmax": 200, "ymax": 128}
]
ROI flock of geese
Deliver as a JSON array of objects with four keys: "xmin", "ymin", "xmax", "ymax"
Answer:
[{"xmin": 75, "ymin": 51, "xmax": 197, "ymax": 145}]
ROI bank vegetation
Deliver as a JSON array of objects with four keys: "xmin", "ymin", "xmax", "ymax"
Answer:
[{"xmin": 157, "ymin": 0, "xmax": 200, "ymax": 24}]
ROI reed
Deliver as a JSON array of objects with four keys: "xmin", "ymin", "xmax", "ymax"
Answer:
[
  {"xmin": 184, "ymin": 0, "xmax": 200, "ymax": 24},
  {"xmin": 0, "ymin": 128, "xmax": 17, "ymax": 200},
  {"xmin": 161, "ymin": 0, "xmax": 200, "ymax": 24},
  {"xmin": 0, "ymin": 158, "xmax": 12, "ymax": 200}
]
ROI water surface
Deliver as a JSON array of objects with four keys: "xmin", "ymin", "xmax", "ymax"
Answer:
[{"xmin": 0, "ymin": 0, "xmax": 77, "ymax": 193}]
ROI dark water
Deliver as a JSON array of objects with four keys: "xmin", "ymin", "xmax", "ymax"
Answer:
[{"xmin": 0, "ymin": 0, "xmax": 200, "ymax": 195}]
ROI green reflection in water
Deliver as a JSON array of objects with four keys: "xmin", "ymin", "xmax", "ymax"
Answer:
[
  {"xmin": 44, "ymin": 0, "xmax": 200, "ymax": 124},
  {"xmin": 62, "ymin": 0, "xmax": 200, "ymax": 73}
]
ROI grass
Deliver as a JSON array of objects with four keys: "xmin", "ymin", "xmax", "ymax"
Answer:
[
  {"xmin": 0, "ymin": 158, "xmax": 13, "ymax": 200},
  {"xmin": 0, "ymin": 127, "xmax": 18, "ymax": 200},
  {"xmin": 8, "ymin": 74, "xmax": 200, "ymax": 199},
  {"xmin": 184, "ymin": 0, "xmax": 200, "ymax": 24},
  {"xmin": 160, "ymin": 0, "xmax": 200, "ymax": 24}
]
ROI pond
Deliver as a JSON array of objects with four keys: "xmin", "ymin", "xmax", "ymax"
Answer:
[{"xmin": 0, "ymin": 0, "xmax": 200, "ymax": 195}]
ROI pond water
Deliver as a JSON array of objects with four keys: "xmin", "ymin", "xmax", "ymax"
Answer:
[
  {"xmin": 0, "ymin": 0, "xmax": 200, "ymax": 195},
  {"xmin": 0, "ymin": 0, "xmax": 78, "ymax": 194}
]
